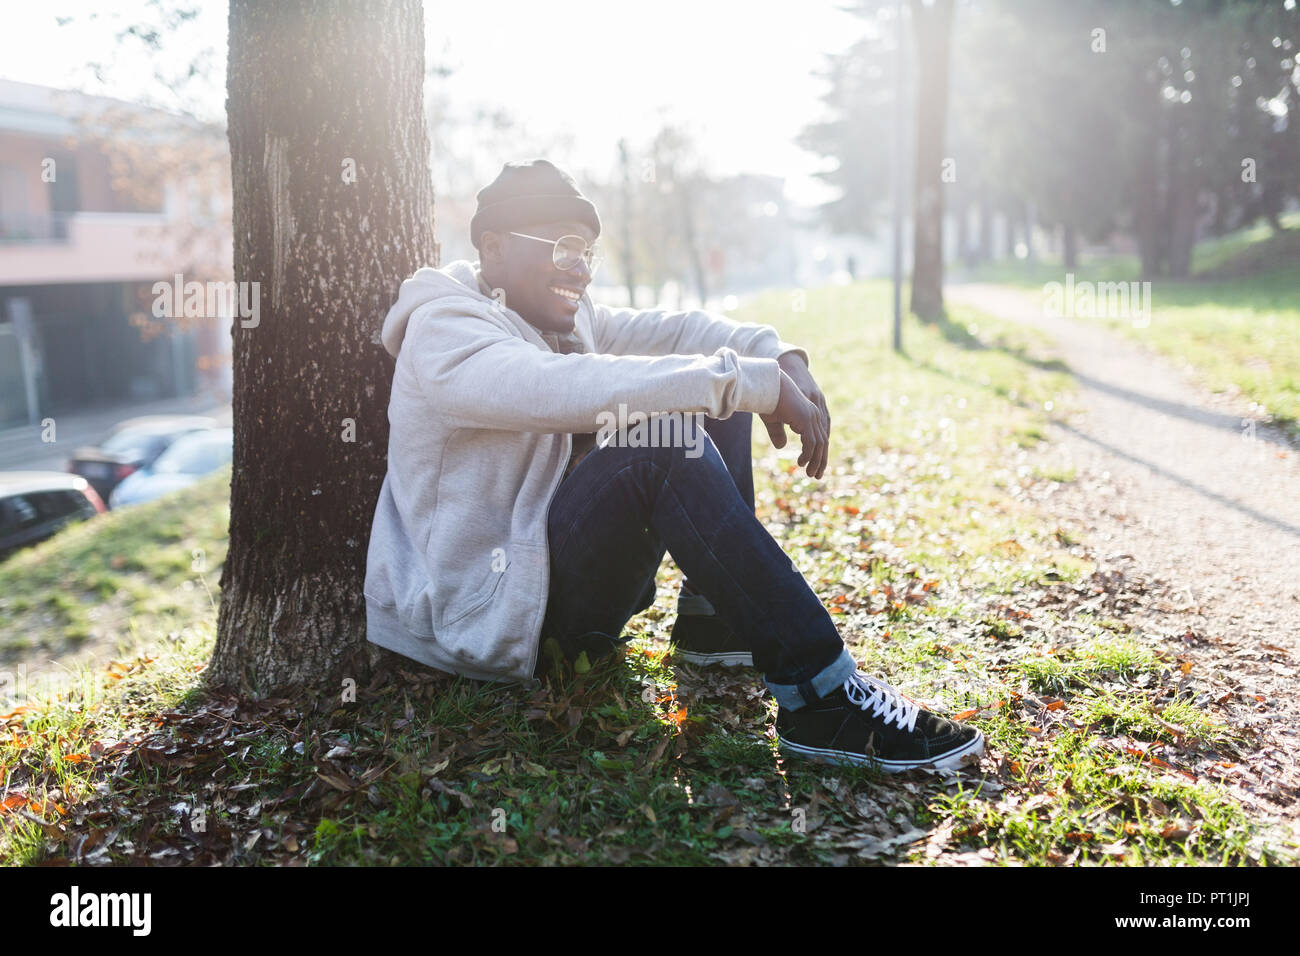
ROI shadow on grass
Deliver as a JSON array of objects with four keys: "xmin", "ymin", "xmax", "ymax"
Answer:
[
  {"xmin": 921, "ymin": 306, "xmax": 1070, "ymax": 374},
  {"xmin": 924, "ymin": 295, "xmax": 1299, "ymax": 447},
  {"xmin": 895, "ymin": 305, "xmax": 1071, "ymax": 421},
  {"xmin": 905, "ymin": 305, "xmax": 1300, "ymax": 540}
]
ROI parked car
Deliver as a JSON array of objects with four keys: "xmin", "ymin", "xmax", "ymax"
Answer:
[
  {"xmin": 0, "ymin": 471, "xmax": 106, "ymax": 562},
  {"xmin": 66, "ymin": 415, "xmax": 218, "ymax": 506},
  {"xmin": 109, "ymin": 427, "xmax": 233, "ymax": 508}
]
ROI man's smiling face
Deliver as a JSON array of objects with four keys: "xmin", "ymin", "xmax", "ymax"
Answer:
[{"xmin": 478, "ymin": 220, "xmax": 596, "ymax": 335}]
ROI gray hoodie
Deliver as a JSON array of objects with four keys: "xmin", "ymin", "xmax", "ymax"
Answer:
[{"xmin": 364, "ymin": 259, "xmax": 809, "ymax": 682}]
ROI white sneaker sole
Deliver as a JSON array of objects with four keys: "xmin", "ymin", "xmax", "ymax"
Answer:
[
  {"xmin": 676, "ymin": 650, "xmax": 754, "ymax": 667},
  {"xmin": 777, "ymin": 729, "xmax": 985, "ymax": 773}
]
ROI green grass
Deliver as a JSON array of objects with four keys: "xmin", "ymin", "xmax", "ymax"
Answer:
[
  {"xmin": 0, "ymin": 284, "xmax": 1289, "ymax": 866},
  {"xmin": 0, "ymin": 465, "xmax": 230, "ymax": 672},
  {"xmin": 952, "ymin": 211, "xmax": 1300, "ymax": 290},
  {"xmin": 1190, "ymin": 212, "xmax": 1300, "ymax": 275},
  {"xmin": 1105, "ymin": 270, "xmax": 1300, "ymax": 440},
  {"xmin": 955, "ymin": 214, "xmax": 1300, "ymax": 440}
]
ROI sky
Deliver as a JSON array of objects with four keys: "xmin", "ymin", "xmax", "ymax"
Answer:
[{"xmin": 0, "ymin": 0, "xmax": 865, "ymax": 206}]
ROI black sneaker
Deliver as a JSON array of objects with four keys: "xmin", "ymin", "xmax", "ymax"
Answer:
[
  {"xmin": 670, "ymin": 613, "xmax": 753, "ymax": 668},
  {"xmin": 776, "ymin": 670, "xmax": 984, "ymax": 773}
]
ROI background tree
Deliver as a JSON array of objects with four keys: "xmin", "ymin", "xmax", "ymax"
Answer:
[
  {"xmin": 798, "ymin": 0, "xmax": 956, "ymax": 318},
  {"xmin": 801, "ymin": 0, "xmax": 1298, "ymax": 285},
  {"xmin": 616, "ymin": 138, "xmax": 639, "ymax": 307},
  {"xmin": 796, "ymin": 4, "xmax": 895, "ymax": 238},
  {"xmin": 208, "ymin": 0, "xmax": 436, "ymax": 695},
  {"xmin": 651, "ymin": 125, "xmax": 712, "ymax": 307},
  {"xmin": 908, "ymin": 0, "xmax": 954, "ymax": 319}
]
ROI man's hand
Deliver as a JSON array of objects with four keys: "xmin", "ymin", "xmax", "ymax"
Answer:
[
  {"xmin": 760, "ymin": 353, "xmax": 831, "ymax": 478},
  {"xmin": 778, "ymin": 352, "xmax": 831, "ymax": 440},
  {"xmin": 761, "ymin": 368, "xmax": 829, "ymax": 479}
]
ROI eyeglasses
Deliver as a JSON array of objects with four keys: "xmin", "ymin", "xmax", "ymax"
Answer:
[{"xmin": 509, "ymin": 231, "xmax": 604, "ymax": 275}]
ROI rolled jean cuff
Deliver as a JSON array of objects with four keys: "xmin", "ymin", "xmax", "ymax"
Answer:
[{"xmin": 764, "ymin": 647, "xmax": 858, "ymax": 710}]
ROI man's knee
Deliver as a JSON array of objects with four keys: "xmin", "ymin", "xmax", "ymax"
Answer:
[
  {"xmin": 602, "ymin": 412, "xmax": 721, "ymax": 469},
  {"xmin": 648, "ymin": 412, "xmax": 724, "ymax": 471}
]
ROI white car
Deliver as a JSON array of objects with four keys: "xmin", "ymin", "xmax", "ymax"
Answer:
[{"xmin": 109, "ymin": 428, "xmax": 233, "ymax": 508}]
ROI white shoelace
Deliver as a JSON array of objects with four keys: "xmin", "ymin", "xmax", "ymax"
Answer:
[{"xmin": 843, "ymin": 672, "xmax": 920, "ymax": 732}]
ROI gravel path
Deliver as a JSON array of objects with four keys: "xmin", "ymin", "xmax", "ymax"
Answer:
[{"xmin": 949, "ymin": 282, "xmax": 1300, "ymax": 844}]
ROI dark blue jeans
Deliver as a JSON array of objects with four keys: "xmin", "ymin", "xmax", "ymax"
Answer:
[{"xmin": 539, "ymin": 410, "xmax": 856, "ymax": 709}]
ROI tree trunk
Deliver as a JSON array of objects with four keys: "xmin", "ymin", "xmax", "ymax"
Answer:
[
  {"xmin": 617, "ymin": 138, "xmax": 637, "ymax": 308},
  {"xmin": 678, "ymin": 180, "xmax": 708, "ymax": 308},
  {"xmin": 908, "ymin": 0, "xmax": 954, "ymax": 321},
  {"xmin": 1132, "ymin": 66, "xmax": 1163, "ymax": 280},
  {"xmin": 976, "ymin": 192, "xmax": 991, "ymax": 264},
  {"xmin": 1265, "ymin": 204, "xmax": 1283, "ymax": 234},
  {"xmin": 1024, "ymin": 200, "xmax": 1036, "ymax": 267},
  {"xmin": 210, "ymin": 0, "xmax": 436, "ymax": 696},
  {"xmin": 1062, "ymin": 222, "xmax": 1078, "ymax": 270},
  {"xmin": 955, "ymin": 199, "xmax": 969, "ymax": 267},
  {"xmin": 1163, "ymin": 104, "xmax": 1198, "ymax": 279},
  {"xmin": 1166, "ymin": 170, "xmax": 1198, "ymax": 278}
]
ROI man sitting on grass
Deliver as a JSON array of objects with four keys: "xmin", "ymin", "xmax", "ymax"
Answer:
[{"xmin": 364, "ymin": 158, "xmax": 983, "ymax": 773}]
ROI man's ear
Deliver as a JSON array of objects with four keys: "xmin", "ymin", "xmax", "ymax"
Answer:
[{"xmin": 479, "ymin": 230, "xmax": 505, "ymax": 267}]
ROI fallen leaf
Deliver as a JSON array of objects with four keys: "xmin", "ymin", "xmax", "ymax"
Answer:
[{"xmin": 315, "ymin": 771, "xmax": 355, "ymax": 792}]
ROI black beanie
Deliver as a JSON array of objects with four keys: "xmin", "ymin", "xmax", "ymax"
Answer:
[{"xmin": 470, "ymin": 158, "xmax": 601, "ymax": 251}]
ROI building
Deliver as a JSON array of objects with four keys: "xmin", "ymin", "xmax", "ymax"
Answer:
[{"xmin": 0, "ymin": 79, "xmax": 232, "ymax": 428}]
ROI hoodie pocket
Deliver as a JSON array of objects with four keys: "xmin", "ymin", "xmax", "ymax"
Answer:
[
  {"xmin": 433, "ymin": 540, "xmax": 545, "ymax": 677},
  {"xmin": 440, "ymin": 551, "xmax": 510, "ymax": 629}
]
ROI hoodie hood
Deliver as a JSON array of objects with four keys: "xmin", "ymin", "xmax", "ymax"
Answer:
[
  {"xmin": 381, "ymin": 260, "xmax": 490, "ymax": 358},
  {"xmin": 381, "ymin": 259, "xmax": 593, "ymax": 359}
]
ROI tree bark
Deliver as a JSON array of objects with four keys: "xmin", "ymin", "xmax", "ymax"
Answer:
[
  {"xmin": 908, "ymin": 0, "xmax": 954, "ymax": 321},
  {"xmin": 1003, "ymin": 207, "xmax": 1018, "ymax": 259},
  {"xmin": 617, "ymin": 139, "xmax": 637, "ymax": 308},
  {"xmin": 1265, "ymin": 204, "xmax": 1283, "ymax": 234},
  {"xmin": 1166, "ymin": 167, "xmax": 1199, "ymax": 278},
  {"xmin": 1131, "ymin": 65, "xmax": 1163, "ymax": 279},
  {"xmin": 976, "ymin": 192, "xmax": 991, "ymax": 264},
  {"xmin": 677, "ymin": 179, "xmax": 708, "ymax": 308},
  {"xmin": 1062, "ymin": 223, "xmax": 1078, "ymax": 270},
  {"xmin": 209, "ymin": 0, "xmax": 436, "ymax": 696},
  {"xmin": 955, "ymin": 199, "xmax": 969, "ymax": 267},
  {"xmin": 1024, "ymin": 200, "xmax": 1036, "ymax": 267}
]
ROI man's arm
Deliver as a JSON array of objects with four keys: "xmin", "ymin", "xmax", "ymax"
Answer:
[
  {"xmin": 590, "ymin": 302, "xmax": 810, "ymax": 367},
  {"xmin": 405, "ymin": 310, "xmax": 782, "ymax": 433}
]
